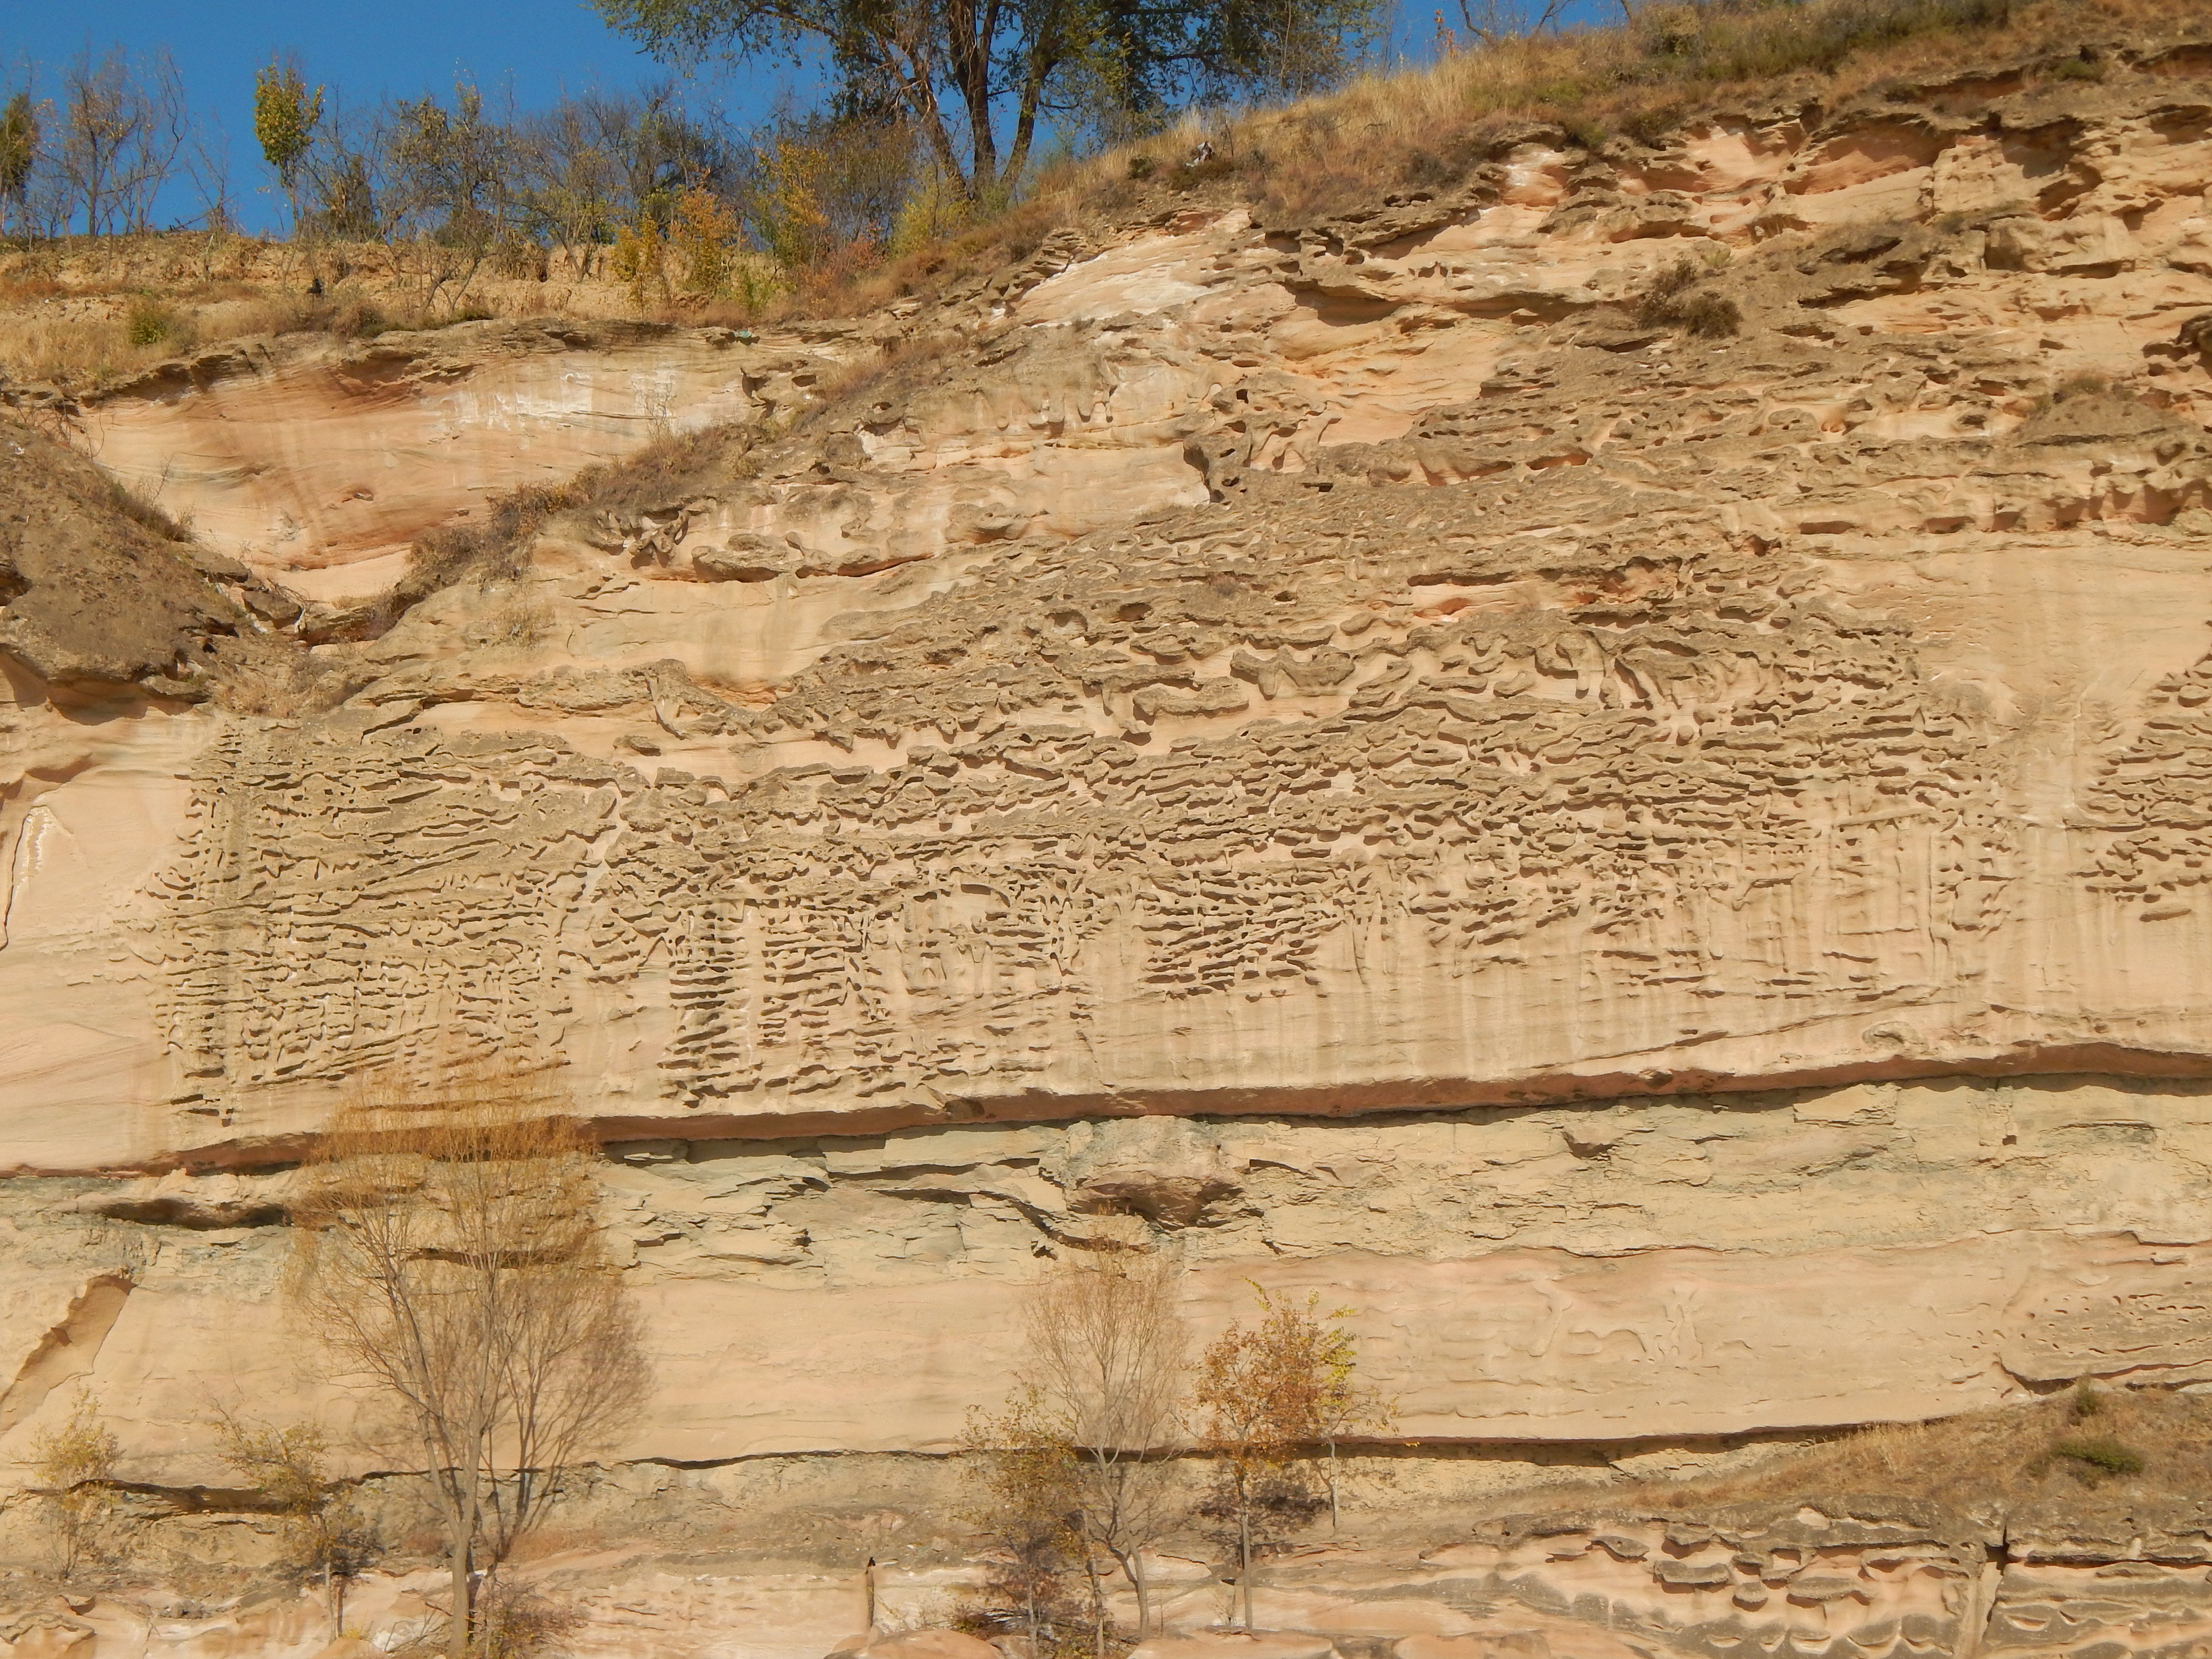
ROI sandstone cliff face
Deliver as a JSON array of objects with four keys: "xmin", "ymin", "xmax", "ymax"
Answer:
[{"xmin": 9, "ymin": 24, "xmax": 2212, "ymax": 1659}]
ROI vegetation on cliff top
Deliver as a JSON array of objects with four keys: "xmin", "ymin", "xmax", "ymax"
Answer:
[{"xmin": 3, "ymin": 0, "xmax": 2206, "ymax": 393}]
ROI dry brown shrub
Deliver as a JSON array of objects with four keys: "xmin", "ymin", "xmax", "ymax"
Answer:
[
  {"xmin": 31, "ymin": 1387, "xmax": 121, "ymax": 1579},
  {"xmin": 381, "ymin": 418, "xmax": 747, "ymax": 633},
  {"xmin": 564, "ymin": 421, "xmax": 746, "ymax": 518},
  {"xmin": 1636, "ymin": 256, "xmax": 1743, "ymax": 336}
]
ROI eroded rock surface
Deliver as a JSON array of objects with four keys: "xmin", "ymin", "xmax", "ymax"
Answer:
[
  {"xmin": 11, "ymin": 27, "xmax": 2212, "ymax": 1659},
  {"xmin": 74, "ymin": 320, "xmax": 856, "ymax": 603}
]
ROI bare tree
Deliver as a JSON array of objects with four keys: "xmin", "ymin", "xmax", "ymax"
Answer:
[
  {"xmin": 517, "ymin": 99, "xmax": 626, "ymax": 279},
  {"xmin": 1025, "ymin": 1253, "xmax": 1188, "ymax": 1649},
  {"xmin": 302, "ymin": 100, "xmax": 383, "ymax": 241},
  {"xmin": 514, "ymin": 87, "xmax": 726, "ymax": 280},
  {"xmin": 1454, "ymin": 0, "xmax": 1570, "ymax": 47},
  {"xmin": 176, "ymin": 107, "xmax": 238, "ymax": 283},
  {"xmin": 289, "ymin": 1064, "xmax": 648, "ymax": 1659},
  {"xmin": 54, "ymin": 46, "xmax": 189, "ymax": 235},
  {"xmin": 377, "ymin": 81, "xmax": 519, "ymax": 314}
]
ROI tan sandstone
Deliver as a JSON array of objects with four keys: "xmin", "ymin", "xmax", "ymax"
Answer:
[{"xmin": 9, "ymin": 18, "xmax": 2212, "ymax": 1659}]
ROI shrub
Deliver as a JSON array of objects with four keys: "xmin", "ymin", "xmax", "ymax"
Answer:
[
  {"xmin": 1639, "ymin": 257, "xmax": 1700, "ymax": 311},
  {"xmin": 336, "ymin": 298, "xmax": 387, "ymax": 338},
  {"xmin": 489, "ymin": 234, "xmax": 549, "ymax": 280},
  {"xmin": 889, "ymin": 167, "xmax": 972, "ymax": 258},
  {"xmin": 1677, "ymin": 291, "xmax": 1742, "ymax": 337},
  {"xmin": 1621, "ymin": 100, "xmax": 1691, "ymax": 144},
  {"xmin": 2025, "ymin": 370, "xmax": 2118, "ymax": 416},
  {"xmin": 728, "ymin": 254, "xmax": 786, "ymax": 317},
  {"xmin": 32, "ymin": 1388, "xmax": 121, "ymax": 1578},
  {"xmin": 2052, "ymin": 370, "xmax": 2114, "ymax": 402},
  {"xmin": 472, "ymin": 1584, "xmax": 582, "ymax": 1659},
  {"xmin": 1636, "ymin": 256, "xmax": 1741, "ymax": 337},
  {"xmin": 2052, "ymin": 1436, "xmax": 2144, "ymax": 1477},
  {"xmin": 125, "ymin": 298, "xmax": 174, "ymax": 347}
]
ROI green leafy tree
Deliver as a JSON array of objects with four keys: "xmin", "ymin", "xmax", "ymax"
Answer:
[
  {"xmin": 593, "ymin": 0, "xmax": 1384, "ymax": 203},
  {"xmin": 0, "ymin": 93, "xmax": 38, "ymax": 237},
  {"xmin": 253, "ymin": 56, "xmax": 324, "ymax": 230}
]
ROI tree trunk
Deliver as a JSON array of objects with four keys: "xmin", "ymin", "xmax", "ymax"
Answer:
[
  {"xmin": 447, "ymin": 1539, "xmax": 470, "ymax": 1659},
  {"xmin": 449, "ymin": 1461, "xmax": 480, "ymax": 1659},
  {"xmin": 1085, "ymin": 1548, "xmax": 1106, "ymax": 1659},
  {"xmin": 1329, "ymin": 1440, "xmax": 1340, "ymax": 1533},
  {"xmin": 1238, "ymin": 1492, "xmax": 1254, "ymax": 1632},
  {"xmin": 1130, "ymin": 1549, "xmax": 1152, "ymax": 1641}
]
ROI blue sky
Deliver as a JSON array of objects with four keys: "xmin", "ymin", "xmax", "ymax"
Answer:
[
  {"xmin": 3, "ymin": 1, "xmax": 1599, "ymax": 234},
  {"xmin": 6, "ymin": 0, "xmax": 711, "ymax": 230}
]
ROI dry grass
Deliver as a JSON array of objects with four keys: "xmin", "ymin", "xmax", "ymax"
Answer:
[
  {"xmin": 0, "ymin": 311, "xmax": 151, "ymax": 387},
  {"xmin": 342, "ymin": 419, "xmax": 758, "ymax": 639},
  {"xmin": 0, "ymin": 234, "xmax": 655, "ymax": 392},
  {"xmin": 1601, "ymin": 1384, "xmax": 2212, "ymax": 1516},
  {"xmin": 99, "ymin": 473, "xmax": 194, "ymax": 543},
  {"xmin": 792, "ymin": 0, "xmax": 2212, "ymax": 317},
  {"xmin": 1148, "ymin": 0, "xmax": 2212, "ymax": 223}
]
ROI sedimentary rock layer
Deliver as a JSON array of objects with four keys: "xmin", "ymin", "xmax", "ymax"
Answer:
[
  {"xmin": 8, "ymin": 27, "xmax": 2212, "ymax": 1657},
  {"xmin": 5, "ymin": 1075, "xmax": 2211, "ymax": 1478},
  {"xmin": 14, "ymin": 48, "xmax": 2212, "ymax": 1168}
]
